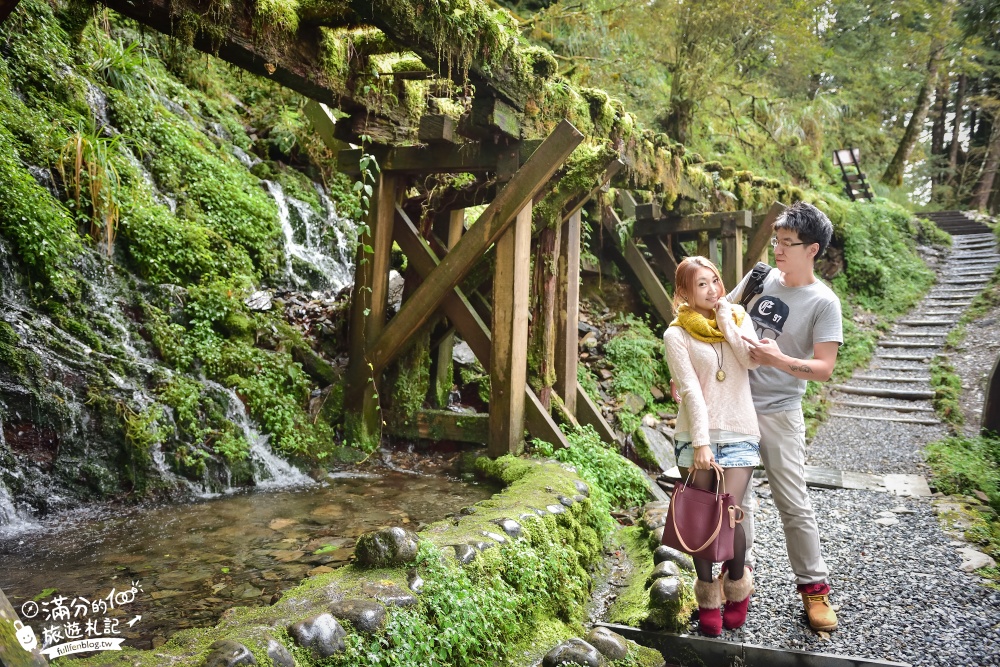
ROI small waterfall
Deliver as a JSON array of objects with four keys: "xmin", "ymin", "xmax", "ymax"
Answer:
[
  {"xmin": 316, "ymin": 186, "xmax": 357, "ymax": 292},
  {"xmin": 232, "ymin": 146, "xmax": 261, "ymax": 170},
  {"xmin": 84, "ymin": 81, "xmax": 114, "ymax": 135},
  {"xmin": 204, "ymin": 380, "xmax": 313, "ymax": 489},
  {"xmin": 0, "ymin": 423, "xmax": 38, "ymax": 535},
  {"xmin": 264, "ymin": 180, "xmax": 353, "ymax": 292}
]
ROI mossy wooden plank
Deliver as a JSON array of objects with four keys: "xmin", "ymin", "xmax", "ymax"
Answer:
[
  {"xmin": 367, "ymin": 120, "xmax": 583, "ymax": 377},
  {"xmin": 338, "ymin": 140, "xmax": 543, "ymax": 174},
  {"xmin": 433, "ymin": 209, "xmax": 465, "ymax": 406},
  {"xmin": 720, "ymin": 215, "xmax": 747, "ymax": 290},
  {"xmin": 555, "ymin": 210, "xmax": 581, "ymax": 417},
  {"xmin": 490, "ymin": 202, "xmax": 532, "ymax": 456},
  {"xmin": 604, "ymin": 208, "xmax": 673, "ymax": 326},
  {"xmin": 304, "ymin": 100, "xmax": 349, "ymax": 152},
  {"xmin": 633, "ymin": 211, "xmax": 752, "ymax": 237},
  {"xmin": 389, "ymin": 410, "xmax": 489, "ymax": 443},
  {"xmin": 576, "ymin": 385, "xmax": 620, "ymax": 445}
]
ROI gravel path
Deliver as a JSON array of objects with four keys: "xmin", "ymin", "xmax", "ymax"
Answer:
[{"xmin": 686, "ymin": 226, "xmax": 1000, "ymax": 667}]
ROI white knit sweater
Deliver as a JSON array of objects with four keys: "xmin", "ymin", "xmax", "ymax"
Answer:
[{"xmin": 663, "ymin": 302, "xmax": 761, "ymax": 447}]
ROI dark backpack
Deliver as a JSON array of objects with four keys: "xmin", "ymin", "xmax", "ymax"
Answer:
[{"xmin": 738, "ymin": 262, "xmax": 773, "ymax": 308}]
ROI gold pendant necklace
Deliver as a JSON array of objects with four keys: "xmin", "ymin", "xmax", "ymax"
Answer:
[{"xmin": 712, "ymin": 342, "xmax": 726, "ymax": 382}]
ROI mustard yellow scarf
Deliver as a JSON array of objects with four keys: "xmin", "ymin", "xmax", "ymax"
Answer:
[{"xmin": 669, "ymin": 304, "xmax": 746, "ymax": 343}]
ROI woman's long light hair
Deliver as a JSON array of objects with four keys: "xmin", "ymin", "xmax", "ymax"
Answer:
[{"xmin": 673, "ymin": 256, "xmax": 726, "ymax": 314}]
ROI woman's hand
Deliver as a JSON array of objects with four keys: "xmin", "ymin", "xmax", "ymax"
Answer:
[
  {"xmin": 715, "ymin": 297, "xmax": 731, "ymax": 322},
  {"xmin": 693, "ymin": 445, "xmax": 714, "ymax": 470}
]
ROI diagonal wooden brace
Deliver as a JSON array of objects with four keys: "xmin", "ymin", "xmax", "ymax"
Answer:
[
  {"xmin": 367, "ymin": 119, "xmax": 584, "ymax": 377},
  {"xmin": 394, "ymin": 207, "xmax": 570, "ymax": 449}
]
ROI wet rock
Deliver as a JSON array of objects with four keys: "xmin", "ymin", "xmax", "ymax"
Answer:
[
  {"xmin": 648, "ymin": 560, "xmax": 681, "ymax": 583},
  {"xmin": 558, "ymin": 495, "xmax": 575, "ymax": 507},
  {"xmin": 493, "ymin": 518, "xmax": 522, "ymax": 538},
  {"xmin": 649, "ymin": 576, "xmax": 682, "ymax": 604},
  {"xmin": 546, "ymin": 504, "xmax": 567, "ymax": 514},
  {"xmin": 452, "ymin": 544, "xmax": 477, "ymax": 564},
  {"xmin": 483, "ymin": 530, "xmax": 507, "ymax": 543},
  {"xmin": 651, "ymin": 526, "xmax": 664, "ymax": 544},
  {"xmin": 473, "ymin": 540, "xmax": 495, "ymax": 552},
  {"xmin": 543, "ymin": 637, "xmax": 604, "ymax": 667},
  {"xmin": 623, "ymin": 393, "xmax": 646, "ymax": 414},
  {"xmin": 452, "ymin": 339, "xmax": 477, "ymax": 365},
  {"xmin": 266, "ymin": 639, "xmax": 294, "ymax": 667},
  {"xmin": 653, "ymin": 545, "xmax": 694, "ymax": 571},
  {"xmin": 329, "ymin": 599, "xmax": 386, "ymax": 633},
  {"xmin": 245, "ymin": 290, "xmax": 272, "ymax": 311},
  {"xmin": 288, "ymin": 613, "xmax": 346, "ymax": 658},
  {"xmin": 407, "ymin": 568, "xmax": 424, "ymax": 593},
  {"xmin": 354, "ymin": 526, "xmax": 419, "ymax": 568},
  {"xmin": 573, "ymin": 494, "xmax": 587, "ymax": 503},
  {"xmin": 640, "ymin": 425, "xmax": 676, "ymax": 472},
  {"xmin": 203, "ymin": 639, "xmax": 257, "ymax": 666},
  {"xmin": 585, "ymin": 626, "xmax": 628, "ymax": 661},
  {"xmin": 574, "ymin": 480, "xmax": 590, "ymax": 497},
  {"xmin": 361, "ymin": 581, "xmax": 418, "ymax": 607}
]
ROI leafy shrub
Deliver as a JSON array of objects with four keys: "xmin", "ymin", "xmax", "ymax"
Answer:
[{"xmin": 926, "ymin": 434, "xmax": 1000, "ymax": 511}]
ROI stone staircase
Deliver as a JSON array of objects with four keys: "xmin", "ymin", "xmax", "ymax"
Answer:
[
  {"xmin": 827, "ymin": 232, "xmax": 998, "ymax": 427},
  {"xmin": 918, "ymin": 210, "xmax": 993, "ymax": 235}
]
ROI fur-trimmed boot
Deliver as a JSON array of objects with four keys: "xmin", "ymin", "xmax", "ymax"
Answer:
[
  {"xmin": 722, "ymin": 568, "xmax": 754, "ymax": 630},
  {"xmin": 694, "ymin": 579, "xmax": 723, "ymax": 636}
]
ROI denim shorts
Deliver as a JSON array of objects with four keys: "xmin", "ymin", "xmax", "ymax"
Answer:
[{"xmin": 674, "ymin": 440, "xmax": 761, "ymax": 468}]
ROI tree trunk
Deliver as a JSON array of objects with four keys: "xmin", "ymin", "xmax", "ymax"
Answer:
[
  {"xmin": 969, "ymin": 121, "xmax": 1000, "ymax": 211},
  {"xmin": 946, "ymin": 73, "xmax": 967, "ymax": 187},
  {"xmin": 929, "ymin": 74, "xmax": 949, "ymax": 194},
  {"xmin": 881, "ymin": 49, "xmax": 943, "ymax": 187}
]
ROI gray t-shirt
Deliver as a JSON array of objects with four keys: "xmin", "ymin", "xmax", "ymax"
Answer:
[{"xmin": 727, "ymin": 270, "xmax": 843, "ymax": 414}]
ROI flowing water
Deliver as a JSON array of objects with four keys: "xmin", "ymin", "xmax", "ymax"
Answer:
[{"xmin": 0, "ymin": 463, "xmax": 498, "ymax": 648}]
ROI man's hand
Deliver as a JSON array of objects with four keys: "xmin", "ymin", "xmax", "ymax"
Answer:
[
  {"xmin": 742, "ymin": 335, "xmax": 784, "ymax": 367},
  {"xmin": 693, "ymin": 445, "xmax": 714, "ymax": 470}
]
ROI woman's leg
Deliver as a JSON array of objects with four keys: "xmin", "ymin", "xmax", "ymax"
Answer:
[
  {"xmin": 720, "ymin": 466, "xmax": 755, "ymax": 630},
  {"xmin": 721, "ymin": 466, "xmax": 753, "ymax": 579}
]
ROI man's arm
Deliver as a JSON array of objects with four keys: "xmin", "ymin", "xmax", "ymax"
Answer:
[{"xmin": 740, "ymin": 337, "xmax": 839, "ymax": 381}]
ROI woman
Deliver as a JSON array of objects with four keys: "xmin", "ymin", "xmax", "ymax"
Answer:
[{"xmin": 663, "ymin": 256, "xmax": 760, "ymax": 636}]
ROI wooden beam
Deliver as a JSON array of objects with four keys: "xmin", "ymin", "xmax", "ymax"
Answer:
[
  {"xmin": 617, "ymin": 190, "xmax": 638, "ymax": 219},
  {"xmin": 393, "ymin": 206, "xmax": 571, "ymax": 450},
  {"xmin": 418, "ymin": 114, "xmax": 459, "ymax": 144},
  {"xmin": 745, "ymin": 202, "xmax": 785, "ymax": 267},
  {"xmin": 561, "ymin": 159, "xmax": 625, "ymax": 225},
  {"xmin": 344, "ymin": 172, "xmax": 398, "ymax": 450},
  {"xmin": 603, "ymin": 208, "xmax": 674, "ymax": 326},
  {"xmin": 490, "ymin": 203, "xmax": 532, "ymax": 456},
  {"xmin": 555, "ymin": 210, "xmax": 581, "ymax": 417},
  {"xmin": 433, "ymin": 209, "xmax": 465, "ymax": 406},
  {"xmin": 984, "ymin": 353, "xmax": 1000, "ymax": 435},
  {"xmin": 338, "ymin": 140, "xmax": 543, "ymax": 174},
  {"xmin": 720, "ymin": 212, "xmax": 749, "ymax": 289},
  {"xmin": 0, "ymin": 0, "xmax": 21, "ymax": 25},
  {"xmin": 366, "ymin": 120, "xmax": 583, "ymax": 376},
  {"xmin": 304, "ymin": 100, "xmax": 350, "ymax": 153},
  {"xmin": 390, "ymin": 410, "xmax": 489, "ymax": 443},
  {"xmin": 633, "ymin": 211, "xmax": 753, "ymax": 238},
  {"xmin": 643, "ymin": 235, "xmax": 679, "ymax": 283},
  {"xmin": 576, "ymin": 385, "xmax": 620, "ymax": 445},
  {"xmin": 635, "ymin": 201, "xmax": 661, "ymax": 221},
  {"xmin": 464, "ymin": 95, "xmax": 521, "ymax": 141}
]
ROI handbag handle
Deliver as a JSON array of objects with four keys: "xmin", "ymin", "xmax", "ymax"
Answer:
[
  {"xmin": 672, "ymin": 461, "xmax": 728, "ymax": 554},
  {"xmin": 681, "ymin": 461, "xmax": 728, "ymax": 497}
]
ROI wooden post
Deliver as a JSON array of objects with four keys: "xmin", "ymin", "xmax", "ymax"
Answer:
[
  {"xmin": 721, "ymin": 212, "xmax": 749, "ymax": 289},
  {"xmin": 983, "ymin": 353, "xmax": 1000, "ymax": 435},
  {"xmin": 433, "ymin": 209, "xmax": 465, "ymax": 406},
  {"xmin": 555, "ymin": 210, "xmax": 582, "ymax": 417},
  {"xmin": 696, "ymin": 232, "xmax": 709, "ymax": 258},
  {"xmin": 344, "ymin": 172, "xmax": 398, "ymax": 450},
  {"xmin": 531, "ymin": 223, "xmax": 562, "ymax": 409},
  {"xmin": 708, "ymin": 234, "xmax": 720, "ymax": 265},
  {"xmin": 365, "ymin": 120, "xmax": 583, "ymax": 377},
  {"xmin": 490, "ymin": 203, "xmax": 532, "ymax": 456},
  {"xmin": 745, "ymin": 202, "xmax": 785, "ymax": 267}
]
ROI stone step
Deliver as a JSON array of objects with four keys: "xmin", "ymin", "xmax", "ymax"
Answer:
[
  {"xmin": 924, "ymin": 300, "xmax": 972, "ymax": 306},
  {"xmin": 878, "ymin": 353, "xmax": 934, "ymax": 361},
  {"xmin": 871, "ymin": 364, "xmax": 930, "ymax": 371},
  {"xmin": 853, "ymin": 375, "xmax": 932, "ymax": 383},
  {"xmin": 890, "ymin": 331, "xmax": 945, "ymax": 338},
  {"xmin": 938, "ymin": 279, "xmax": 989, "ymax": 286},
  {"xmin": 831, "ymin": 385, "xmax": 935, "ymax": 399},
  {"xmin": 922, "ymin": 310, "xmax": 964, "ymax": 316},
  {"xmin": 832, "ymin": 399, "xmax": 935, "ymax": 413},
  {"xmin": 878, "ymin": 341, "xmax": 941, "ymax": 348},
  {"xmin": 897, "ymin": 319, "xmax": 952, "ymax": 326},
  {"xmin": 827, "ymin": 411, "xmax": 941, "ymax": 425}
]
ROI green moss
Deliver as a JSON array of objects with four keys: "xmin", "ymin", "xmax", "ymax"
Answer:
[
  {"xmin": 388, "ymin": 332, "xmax": 431, "ymax": 418},
  {"xmin": 0, "ymin": 321, "xmax": 26, "ymax": 374},
  {"xmin": 930, "ymin": 355, "xmax": 963, "ymax": 425},
  {"xmin": 255, "ymin": 0, "xmax": 301, "ymax": 34}
]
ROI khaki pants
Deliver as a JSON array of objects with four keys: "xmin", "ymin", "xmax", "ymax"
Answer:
[{"xmin": 742, "ymin": 408, "xmax": 828, "ymax": 585}]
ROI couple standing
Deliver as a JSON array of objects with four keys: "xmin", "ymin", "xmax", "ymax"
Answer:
[{"xmin": 663, "ymin": 202, "xmax": 841, "ymax": 636}]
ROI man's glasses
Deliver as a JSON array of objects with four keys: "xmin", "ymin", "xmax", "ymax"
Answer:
[{"xmin": 771, "ymin": 236, "xmax": 808, "ymax": 248}]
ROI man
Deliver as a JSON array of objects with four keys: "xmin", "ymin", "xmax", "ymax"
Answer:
[{"xmin": 727, "ymin": 201, "xmax": 842, "ymax": 632}]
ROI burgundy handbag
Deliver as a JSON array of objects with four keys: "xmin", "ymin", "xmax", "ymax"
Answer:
[{"xmin": 661, "ymin": 462, "xmax": 745, "ymax": 562}]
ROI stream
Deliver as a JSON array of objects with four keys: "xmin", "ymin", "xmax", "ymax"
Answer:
[{"xmin": 0, "ymin": 460, "xmax": 499, "ymax": 649}]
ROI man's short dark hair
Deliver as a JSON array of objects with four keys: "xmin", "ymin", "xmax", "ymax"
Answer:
[{"xmin": 774, "ymin": 202, "xmax": 833, "ymax": 257}]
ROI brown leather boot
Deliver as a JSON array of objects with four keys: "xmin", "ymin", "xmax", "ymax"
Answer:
[{"xmin": 798, "ymin": 582, "xmax": 838, "ymax": 631}]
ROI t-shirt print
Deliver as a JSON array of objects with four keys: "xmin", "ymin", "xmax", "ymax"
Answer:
[{"xmin": 748, "ymin": 295, "xmax": 790, "ymax": 340}]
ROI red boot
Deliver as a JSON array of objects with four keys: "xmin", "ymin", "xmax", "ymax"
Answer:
[
  {"xmin": 722, "ymin": 567, "xmax": 754, "ymax": 630},
  {"xmin": 694, "ymin": 579, "xmax": 723, "ymax": 636}
]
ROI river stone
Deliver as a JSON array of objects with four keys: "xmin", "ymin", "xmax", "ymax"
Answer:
[
  {"xmin": 483, "ymin": 530, "xmax": 507, "ymax": 543},
  {"xmin": 354, "ymin": 526, "xmax": 419, "ymax": 567},
  {"xmin": 640, "ymin": 425, "xmax": 676, "ymax": 471},
  {"xmin": 542, "ymin": 637, "xmax": 604, "ymax": 667},
  {"xmin": 585, "ymin": 626, "xmax": 628, "ymax": 661},
  {"xmin": 649, "ymin": 576, "xmax": 682, "ymax": 604},
  {"xmin": 651, "ymin": 526, "xmax": 665, "ymax": 544},
  {"xmin": 473, "ymin": 540, "xmax": 495, "ymax": 552},
  {"xmin": 957, "ymin": 547, "xmax": 996, "ymax": 572},
  {"xmin": 547, "ymin": 504, "xmax": 567, "ymax": 514},
  {"xmin": 648, "ymin": 560, "xmax": 681, "ymax": 583},
  {"xmin": 203, "ymin": 639, "xmax": 257, "ymax": 667},
  {"xmin": 288, "ymin": 613, "xmax": 346, "ymax": 658},
  {"xmin": 574, "ymin": 480, "xmax": 590, "ymax": 497},
  {"xmin": 558, "ymin": 495, "xmax": 575, "ymax": 507},
  {"xmin": 653, "ymin": 545, "xmax": 694, "ymax": 571},
  {"xmin": 494, "ymin": 518, "xmax": 522, "ymax": 538},
  {"xmin": 452, "ymin": 543, "xmax": 477, "ymax": 564},
  {"xmin": 358, "ymin": 581, "xmax": 417, "ymax": 607},
  {"xmin": 266, "ymin": 639, "xmax": 294, "ymax": 667},
  {"xmin": 329, "ymin": 599, "xmax": 386, "ymax": 633}
]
